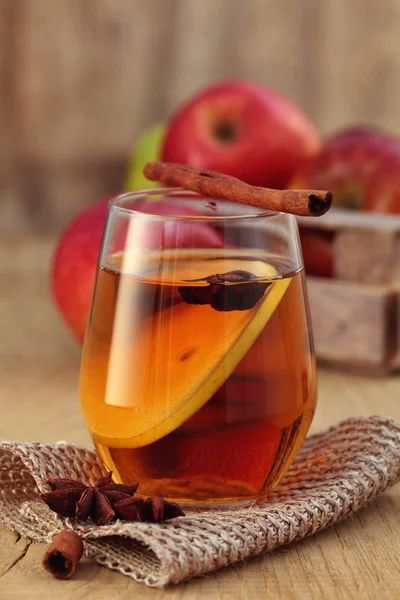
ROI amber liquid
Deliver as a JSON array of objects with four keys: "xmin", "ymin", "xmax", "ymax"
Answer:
[{"xmin": 80, "ymin": 249, "xmax": 316, "ymax": 506}]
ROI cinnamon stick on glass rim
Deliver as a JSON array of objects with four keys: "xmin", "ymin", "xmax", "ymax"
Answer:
[{"xmin": 143, "ymin": 162, "xmax": 332, "ymax": 217}]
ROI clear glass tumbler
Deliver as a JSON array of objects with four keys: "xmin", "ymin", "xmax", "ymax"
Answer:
[{"xmin": 79, "ymin": 188, "xmax": 316, "ymax": 508}]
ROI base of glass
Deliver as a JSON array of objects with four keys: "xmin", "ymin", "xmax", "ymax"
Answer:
[
  {"xmin": 181, "ymin": 498, "xmax": 257, "ymax": 511},
  {"xmin": 135, "ymin": 491, "xmax": 261, "ymax": 511}
]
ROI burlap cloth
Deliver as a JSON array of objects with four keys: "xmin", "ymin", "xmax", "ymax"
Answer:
[{"xmin": 1, "ymin": 415, "xmax": 400, "ymax": 587}]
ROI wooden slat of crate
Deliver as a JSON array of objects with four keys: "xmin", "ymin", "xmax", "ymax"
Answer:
[
  {"xmin": 298, "ymin": 209, "xmax": 400, "ymax": 284},
  {"xmin": 307, "ymin": 276, "xmax": 400, "ymax": 373},
  {"xmin": 335, "ymin": 230, "xmax": 400, "ymax": 284}
]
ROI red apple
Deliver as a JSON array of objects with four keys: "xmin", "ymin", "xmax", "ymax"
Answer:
[
  {"xmin": 363, "ymin": 144, "xmax": 400, "ymax": 214},
  {"xmin": 162, "ymin": 80, "xmax": 320, "ymax": 189},
  {"xmin": 291, "ymin": 125, "xmax": 400, "ymax": 277},
  {"xmin": 51, "ymin": 197, "xmax": 224, "ymax": 342},
  {"xmin": 299, "ymin": 229, "xmax": 334, "ymax": 278},
  {"xmin": 52, "ymin": 198, "xmax": 109, "ymax": 343},
  {"xmin": 291, "ymin": 125, "xmax": 400, "ymax": 210}
]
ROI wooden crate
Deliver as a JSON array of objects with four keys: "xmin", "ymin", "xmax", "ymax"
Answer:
[{"xmin": 297, "ymin": 209, "xmax": 400, "ymax": 374}]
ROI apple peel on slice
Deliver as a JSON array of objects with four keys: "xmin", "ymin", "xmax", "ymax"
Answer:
[{"xmin": 88, "ymin": 266, "xmax": 291, "ymax": 449}]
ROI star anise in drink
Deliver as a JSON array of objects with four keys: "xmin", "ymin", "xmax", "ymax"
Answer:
[
  {"xmin": 178, "ymin": 269, "xmax": 271, "ymax": 311},
  {"xmin": 41, "ymin": 472, "xmax": 184, "ymax": 525}
]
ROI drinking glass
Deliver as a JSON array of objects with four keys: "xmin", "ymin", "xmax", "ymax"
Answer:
[{"xmin": 79, "ymin": 188, "xmax": 317, "ymax": 507}]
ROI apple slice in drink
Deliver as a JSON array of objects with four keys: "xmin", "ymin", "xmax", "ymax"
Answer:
[{"xmin": 85, "ymin": 260, "xmax": 291, "ymax": 449}]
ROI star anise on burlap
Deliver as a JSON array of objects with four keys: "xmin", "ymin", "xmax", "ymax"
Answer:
[
  {"xmin": 41, "ymin": 472, "xmax": 184, "ymax": 525},
  {"xmin": 41, "ymin": 472, "xmax": 138, "ymax": 526},
  {"xmin": 115, "ymin": 494, "xmax": 184, "ymax": 523}
]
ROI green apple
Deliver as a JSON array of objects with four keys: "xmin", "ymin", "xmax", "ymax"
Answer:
[{"xmin": 125, "ymin": 122, "xmax": 165, "ymax": 191}]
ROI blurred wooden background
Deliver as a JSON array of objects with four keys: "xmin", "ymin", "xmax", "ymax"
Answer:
[{"xmin": 2, "ymin": 0, "xmax": 400, "ymax": 234}]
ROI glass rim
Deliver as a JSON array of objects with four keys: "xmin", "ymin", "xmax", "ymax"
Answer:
[{"xmin": 108, "ymin": 188, "xmax": 286, "ymax": 222}]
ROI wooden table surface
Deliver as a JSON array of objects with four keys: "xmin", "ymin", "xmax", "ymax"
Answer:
[{"xmin": 1, "ymin": 236, "xmax": 400, "ymax": 599}]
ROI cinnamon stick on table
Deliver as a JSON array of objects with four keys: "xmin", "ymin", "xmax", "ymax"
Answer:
[
  {"xmin": 43, "ymin": 531, "xmax": 84, "ymax": 580},
  {"xmin": 144, "ymin": 162, "xmax": 332, "ymax": 217}
]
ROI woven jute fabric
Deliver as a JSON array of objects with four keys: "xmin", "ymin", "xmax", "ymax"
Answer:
[{"xmin": 1, "ymin": 416, "xmax": 400, "ymax": 587}]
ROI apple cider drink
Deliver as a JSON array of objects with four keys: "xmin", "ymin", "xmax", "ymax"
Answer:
[{"xmin": 79, "ymin": 191, "xmax": 317, "ymax": 507}]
